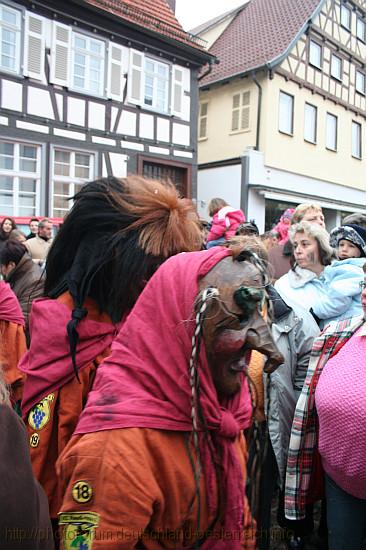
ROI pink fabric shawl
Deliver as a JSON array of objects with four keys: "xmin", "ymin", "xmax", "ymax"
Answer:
[
  {"xmin": 0, "ymin": 280, "xmax": 24, "ymax": 326},
  {"xmin": 20, "ymin": 297, "xmax": 120, "ymax": 415},
  {"xmin": 76, "ymin": 247, "xmax": 253, "ymax": 548}
]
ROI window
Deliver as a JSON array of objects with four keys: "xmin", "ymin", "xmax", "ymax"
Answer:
[
  {"xmin": 0, "ymin": 140, "xmax": 40, "ymax": 216},
  {"xmin": 278, "ymin": 91, "xmax": 294, "ymax": 135},
  {"xmin": 304, "ymin": 103, "xmax": 317, "ymax": 144},
  {"xmin": 309, "ymin": 40, "xmax": 322, "ymax": 69},
  {"xmin": 71, "ymin": 33, "xmax": 105, "ymax": 96},
  {"xmin": 231, "ymin": 91, "xmax": 250, "ymax": 132},
  {"xmin": 127, "ymin": 49, "xmax": 184, "ymax": 117},
  {"xmin": 340, "ymin": 4, "xmax": 351, "ymax": 30},
  {"xmin": 352, "ymin": 121, "xmax": 362, "ymax": 159},
  {"xmin": 0, "ymin": 3, "xmax": 21, "ymax": 73},
  {"xmin": 357, "ymin": 17, "xmax": 366, "ymax": 42},
  {"xmin": 330, "ymin": 54, "xmax": 342, "ymax": 80},
  {"xmin": 199, "ymin": 102, "xmax": 208, "ymax": 139},
  {"xmin": 326, "ymin": 113, "xmax": 338, "ymax": 151},
  {"xmin": 52, "ymin": 149, "xmax": 95, "ymax": 217},
  {"xmin": 144, "ymin": 58, "xmax": 169, "ymax": 113},
  {"xmin": 356, "ymin": 70, "xmax": 366, "ymax": 95}
]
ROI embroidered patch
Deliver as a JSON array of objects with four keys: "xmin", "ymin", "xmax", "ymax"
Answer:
[
  {"xmin": 72, "ymin": 481, "xmax": 93, "ymax": 504},
  {"xmin": 28, "ymin": 394, "xmax": 54, "ymax": 431},
  {"xmin": 30, "ymin": 433, "xmax": 40, "ymax": 448},
  {"xmin": 59, "ymin": 512, "xmax": 99, "ymax": 550}
]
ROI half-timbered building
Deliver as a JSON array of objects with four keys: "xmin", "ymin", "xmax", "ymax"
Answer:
[
  {"xmin": 196, "ymin": 0, "xmax": 366, "ymax": 230},
  {"xmin": 0, "ymin": 0, "xmax": 211, "ymax": 219}
]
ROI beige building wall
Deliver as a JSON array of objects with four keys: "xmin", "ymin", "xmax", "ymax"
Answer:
[
  {"xmin": 262, "ymin": 75, "xmax": 365, "ymax": 191},
  {"xmin": 198, "ymin": 78, "xmax": 258, "ymax": 164}
]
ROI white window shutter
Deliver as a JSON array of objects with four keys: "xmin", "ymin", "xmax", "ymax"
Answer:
[
  {"xmin": 127, "ymin": 49, "xmax": 144, "ymax": 105},
  {"xmin": 24, "ymin": 12, "xmax": 45, "ymax": 80},
  {"xmin": 107, "ymin": 42, "xmax": 125, "ymax": 101},
  {"xmin": 50, "ymin": 21, "xmax": 71, "ymax": 86},
  {"xmin": 172, "ymin": 65, "xmax": 184, "ymax": 116}
]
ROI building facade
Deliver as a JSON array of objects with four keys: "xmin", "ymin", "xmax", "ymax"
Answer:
[
  {"xmin": 196, "ymin": 0, "xmax": 366, "ymax": 230},
  {"xmin": 0, "ymin": 0, "xmax": 211, "ymax": 219}
]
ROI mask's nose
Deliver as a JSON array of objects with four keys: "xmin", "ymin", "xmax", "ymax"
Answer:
[{"xmin": 245, "ymin": 314, "xmax": 284, "ymax": 373}]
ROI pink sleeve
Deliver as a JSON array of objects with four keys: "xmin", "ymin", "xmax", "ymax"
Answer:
[{"xmin": 206, "ymin": 215, "xmax": 226, "ymax": 242}]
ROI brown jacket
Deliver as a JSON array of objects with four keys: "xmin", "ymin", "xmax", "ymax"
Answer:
[
  {"xmin": 0, "ymin": 404, "xmax": 54, "ymax": 549},
  {"xmin": 7, "ymin": 252, "xmax": 45, "ymax": 331},
  {"xmin": 57, "ymin": 429, "xmax": 255, "ymax": 549}
]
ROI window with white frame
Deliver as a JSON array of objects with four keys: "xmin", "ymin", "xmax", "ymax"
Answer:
[
  {"xmin": 71, "ymin": 32, "xmax": 105, "ymax": 96},
  {"xmin": 340, "ymin": 4, "xmax": 351, "ymax": 30},
  {"xmin": 309, "ymin": 40, "xmax": 322, "ymax": 68},
  {"xmin": 127, "ymin": 49, "xmax": 184, "ymax": 117},
  {"xmin": 352, "ymin": 121, "xmax": 362, "ymax": 159},
  {"xmin": 231, "ymin": 91, "xmax": 250, "ymax": 132},
  {"xmin": 357, "ymin": 17, "xmax": 366, "ymax": 42},
  {"xmin": 0, "ymin": 140, "xmax": 40, "ymax": 216},
  {"xmin": 52, "ymin": 149, "xmax": 95, "ymax": 218},
  {"xmin": 304, "ymin": 103, "xmax": 317, "ymax": 144},
  {"xmin": 356, "ymin": 70, "xmax": 366, "ymax": 95},
  {"xmin": 330, "ymin": 54, "xmax": 342, "ymax": 80},
  {"xmin": 198, "ymin": 102, "xmax": 208, "ymax": 139},
  {"xmin": 144, "ymin": 58, "xmax": 169, "ymax": 113},
  {"xmin": 0, "ymin": 3, "xmax": 21, "ymax": 74},
  {"xmin": 326, "ymin": 113, "xmax": 338, "ymax": 151},
  {"xmin": 278, "ymin": 91, "xmax": 294, "ymax": 135}
]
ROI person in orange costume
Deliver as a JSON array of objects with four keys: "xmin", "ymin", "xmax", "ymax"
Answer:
[
  {"xmin": 19, "ymin": 176, "xmax": 203, "ymax": 527},
  {"xmin": 0, "ymin": 280, "xmax": 26, "ymax": 406},
  {"xmin": 57, "ymin": 243, "xmax": 284, "ymax": 550}
]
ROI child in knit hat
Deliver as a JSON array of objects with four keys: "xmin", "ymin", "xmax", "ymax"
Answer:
[
  {"xmin": 329, "ymin": 223, "xmax": 366, "ymax": 260},
  {"xmin": 310, "ymin": 224, "xmax": 366, "ymax": 327}
]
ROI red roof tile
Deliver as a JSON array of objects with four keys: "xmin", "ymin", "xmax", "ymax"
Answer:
[
  {"xmin": 200, "ymin": 0, "xmax": 322, "ymax": 86},
  {"xmin": 84, "ymin": 0, "xmax": 206, "ymax": 50}
]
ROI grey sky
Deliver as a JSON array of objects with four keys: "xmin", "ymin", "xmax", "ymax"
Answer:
[{"xmin": 175, "ymin": 0, "xmax": 244, "ymax": 32}]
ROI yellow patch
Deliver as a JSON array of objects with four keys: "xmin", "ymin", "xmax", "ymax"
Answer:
[
  {"xmin": 72, "ymin": 481, "xmax": 93, "ymax": 504},
  {"xmin": 30, "ymin": 433, "xmax": 40, "ymax": 448},
  {"xmin": 28, "ymin": 394, "xmax": 54, "ymax": 431},
  {"xmin": 59, "ymin": 512, "xmax": 99, "ymax": 550}
]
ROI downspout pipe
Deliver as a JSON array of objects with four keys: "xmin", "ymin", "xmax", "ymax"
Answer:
[
  {"xmin": 198, "ymin": 58, "xmax": 219, "ymax": 82},
  {"xmin": 252, "ymin": 72, "xmax": 262, "ymax": 151}
]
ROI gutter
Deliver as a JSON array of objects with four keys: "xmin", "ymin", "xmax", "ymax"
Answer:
[
  {"xmin": 252, "ymin": 72, "xmax": 262, "ymax": 151},
  {"xmin": 198, "ymin": 58, "xmax": 220, "ymax": 82}
]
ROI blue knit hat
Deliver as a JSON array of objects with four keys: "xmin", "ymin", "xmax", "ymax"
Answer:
[{"xmin": 330, "ymin": 224, "xmax": 366, "ymax": 257}]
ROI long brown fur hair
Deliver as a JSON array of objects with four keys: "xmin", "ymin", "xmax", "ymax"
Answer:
[{"xmin": 44, "ymin": 175, "xmax": 202, "ymax": 379}]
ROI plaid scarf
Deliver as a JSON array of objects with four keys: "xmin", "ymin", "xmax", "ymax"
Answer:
[{"xmin": 284, "ymin": 314, "xmax": 364, "ymax": 520}]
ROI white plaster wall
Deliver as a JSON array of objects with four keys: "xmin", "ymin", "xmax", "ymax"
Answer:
[
  {"xmin": 1, "ymin": 80, "xmax": 22, "ymax": 111},
  {"xmin": 139, "ymin": 113, "xmax": 154, "ymax": 139},
  {"xmin": 88, "ymin": 102, "xmax": 105, "ymax": 131},
  {"xmin": 67, "ymin": 97, "xmax": 85, "ymax": 126},
  {"xmin": 118, "ymin": 110, "xmax": 136, "ymax": 136},
  {"xmin": 172, "ymin": 123, "xmax": 190, "ymax": 146},
  {"xmin": 55, "ymin": 93, "xmax": 63, "ymax": 120},
  {"xmin": 197, "ymin": 164, "xmax": 242, "ymax": 220},
  {"xmin": 156, "ymin": 117, "xmax": 170, "ymax": 142},
  {"xmin": 27, "ymin": 87, "xmax": 54, "ymax": 119},
  {"xmin": 247, "ymin": 149, "xmax": 366, "ymax": 210},
  {"xmin": 109, "ymin": 153, "xmax": 128, "ymax": 177},
  {"xmin": 247, "ymin": 189, "xmax": 266, "ymax": 233}
]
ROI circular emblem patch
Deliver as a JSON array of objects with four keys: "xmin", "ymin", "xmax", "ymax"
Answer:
[
  {"xmin": 30, "ymin": 433, "xmax": 40, "ymax": 448},
  {"xmin": 72, "ymin": 481, "xmax": 93, "ymax": 504},
  {"xmin": 28, "ymin": 394, "xmax": 54, "ymax": 431}
]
